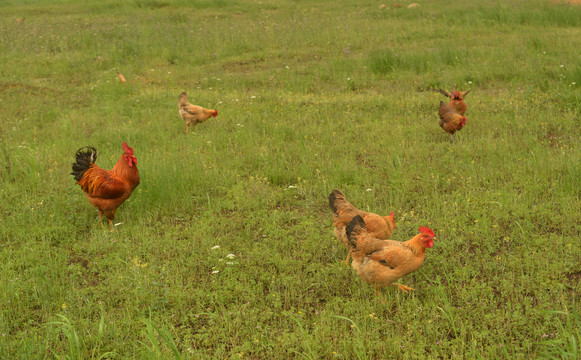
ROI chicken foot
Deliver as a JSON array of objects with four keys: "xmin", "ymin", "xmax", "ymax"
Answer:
[
  {"xmin": 341, "ymin": 250, "xmax": 352, "ymax": 267},
  {"xmin": 393, "ymin": 283, "xmax": 415, "ymax": 294},
  {"xmin": 98, "ymin": 210, "xmax": 116, "ymax": 231}
]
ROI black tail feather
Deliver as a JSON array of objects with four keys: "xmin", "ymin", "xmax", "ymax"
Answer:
[
  {"xmin": 437, "ymin": 88, "xmax": 451, "ymax": 98},
  {"xmin": 328, "ymin": 189, "xmax": 344, "ymax": 213},
  {"xmin": 71, "ymin": 146, "xmax": 97, "ymax": 182},
  {"xmin": 346, "ymin": 215, "xmax": 366, "ymax": 248}
]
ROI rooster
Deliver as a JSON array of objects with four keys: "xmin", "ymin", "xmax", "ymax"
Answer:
[
  {"xmin": 178, "ymin": 92, "xmax": 218, "ymax": 133},
  {"xmin": 329, "ymin": 190, "xmax": 395, "ymax": 266},
  {"xmin": 71, "ymin": 142, "xmax": 140, "ymax": 230},
  {"xmin": 439, "ymin": 101, "xmax": 467, "ymax": 143},
  {"xmin": 437, "ymin": 89, "xmax": 470, "ymax": 115},
  {"xmin": 346, "ymin": 215, "xmax": 435, "ymax": 301}
]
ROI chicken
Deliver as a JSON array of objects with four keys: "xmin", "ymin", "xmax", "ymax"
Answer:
[
  {"xmin": 178, "ymin": 92, "xmax": 218, "ymax": 133},
  {"xmin": 116, "ymin": 70, "xmax": 126, "ymax": 84},
  {"xmin": 346, "ymin": 215, "xmax": 435, "ymax": 301},
  {"xmin": 439, "ymin": 101, "xmax": 467, "ymax": 143},
  {"xmin": 71, "ymin": 142, "xmax": 140, "ymax": 231},
  {"xmin": 329, "ymin": 190, "xmax": 395, "ymax": 266},
  {"xmin": 437, "ymin": 89, "xmax": 471, "ymax": 115}
]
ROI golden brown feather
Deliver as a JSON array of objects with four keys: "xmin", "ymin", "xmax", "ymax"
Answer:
[
  {"xmin": 329, "ymin": 190, "xmax": 396, "ymax": 266},
  {"xmin": 438, "ymin": 101, "xmax": 467, "ymax": 143},
  {"xmin": 346, "ymin": 215, "xmax": 435, "ymax": 301},
  {"xmin": 178, "ymin": 92, "xmax": 218, "ymax": 133}
]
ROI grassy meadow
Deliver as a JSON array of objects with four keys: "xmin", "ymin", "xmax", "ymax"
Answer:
[{"xmin": 1, "ymin": 0, "xmax": 580, "ymax": 358}]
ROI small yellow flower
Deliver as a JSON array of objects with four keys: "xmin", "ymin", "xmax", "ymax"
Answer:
[{"xmin": 62, "ymin": 303, "xmax": 67, "ymax": 309}]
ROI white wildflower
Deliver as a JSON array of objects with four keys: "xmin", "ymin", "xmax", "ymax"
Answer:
[
  {"xmin": 211, "ymin": 245, "xmax": 220, "ymax": 250},
  {"xmin": 226, "ymin": 254, "xmax": 236, "ymax": 259},
  {"xmin": 211, "ymin": 270, "xmax": 219, "ymax": 274}
]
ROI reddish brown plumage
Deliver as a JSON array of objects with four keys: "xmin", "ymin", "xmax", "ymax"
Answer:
[
  {"xmin": 439, "ymin": 101, "xmax": 467, "ymax": 143},
  {"xmin": 71, "ymin": 142, "xmax": 140, "ymax": 230},
  {"xmin": 346, "ymin": 215, "xmax": 435, "ymax": 300},
  {"xmin": 178, "ymin": 92, "xmax": 218, "ymax": 133},
  {"xmin": 329, "ymin": 190, "xmax": 396, "ymax": 266},
  {"xmin": 438, "ymin": 89, "xmax": 470, "ymax": 115}
]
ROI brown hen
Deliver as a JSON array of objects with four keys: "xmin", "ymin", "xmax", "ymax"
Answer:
[
  {"xmin": 329, "ymin": 190, "xmax": 395, "ymax": 266},
  {"xmin": 346, "ymin": 215, "xmax": 435, "ymax": 301},
  {"xmin": 178, "ymin": 92, "xmax": 218, "ymax": 133}
]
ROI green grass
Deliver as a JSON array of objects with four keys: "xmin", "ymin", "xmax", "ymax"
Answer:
[{"xmin": 0, "ymin": 0, "xmax": 580, "ymax": 358}]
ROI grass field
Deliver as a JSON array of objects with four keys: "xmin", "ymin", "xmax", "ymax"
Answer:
[{"xmin": 1, "ymin": 0, "xmax": 580, "ymax": 358}]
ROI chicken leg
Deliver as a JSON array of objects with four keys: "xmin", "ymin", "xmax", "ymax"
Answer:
[
  {"xmin": 341, "ymin": 250, "xmax": 352, "ymax": 267},
  {"xmin": 393, "ymin": 283, "xmax": 415, "ymax": 293}
]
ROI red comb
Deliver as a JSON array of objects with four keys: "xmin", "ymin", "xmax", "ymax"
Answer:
[
  {"xmin": 122, "ymin": 141, "xmax": 134, "ymax": 155},
  {"xmin": 389, "ymin": 211, "xmax": 395, "ymax": 220},
  {"xmin": 418, "ymin": 226, "xmax": 435, "ymax": 237}
]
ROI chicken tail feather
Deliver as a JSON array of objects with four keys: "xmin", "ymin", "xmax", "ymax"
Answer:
[
  {"xmin": 437, "ymin": 89, "xmax": 451, "ymax": 98},
  {"xmin": 328, "ymin": 189, "xmax": 346, "ymax": 214},
  {"xmin": 346, "ymin": 215, "xmax": 366, "ymax": 248},
  {"xmin": 71, "ymin": 146, "xmax": 97, "ymax": 182}
]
